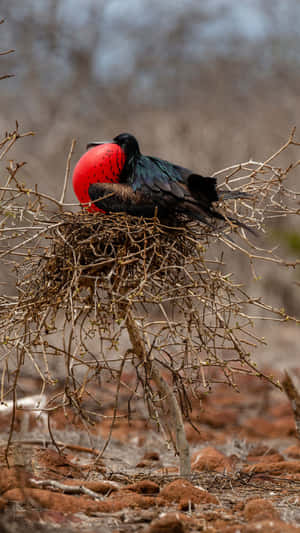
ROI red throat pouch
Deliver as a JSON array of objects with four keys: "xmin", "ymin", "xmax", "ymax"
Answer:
[{"xmin": 72, "ymin": 143, "xmax": 126, "ymax": 212}]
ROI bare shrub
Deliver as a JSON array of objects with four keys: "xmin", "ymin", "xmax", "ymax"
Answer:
[{"xmin": 0, "ymin": 126, "xmax": 299, "ymax": 475}]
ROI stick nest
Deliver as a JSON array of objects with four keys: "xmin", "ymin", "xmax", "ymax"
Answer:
[{"xmin": 22, "ymin": 212, "xmax": 202, "ymax": 315}]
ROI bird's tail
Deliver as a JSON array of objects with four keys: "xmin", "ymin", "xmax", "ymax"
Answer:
[{"xmin": 178, "ymin": 199, "xmax": 255, "ymax": 234}]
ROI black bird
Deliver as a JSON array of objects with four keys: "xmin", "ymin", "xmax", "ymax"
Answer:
[{"xmin": 73, "ymin": 132, "xmax": 246, "ymax": 228}]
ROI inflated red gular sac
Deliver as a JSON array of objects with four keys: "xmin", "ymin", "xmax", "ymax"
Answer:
[
  {"xmin": 72, "ymin": 132, "xmax": 250, "ymax": 229},
  {"xmin": 72, "ymin": 143, "xmax": 126, "ymax": 212}
]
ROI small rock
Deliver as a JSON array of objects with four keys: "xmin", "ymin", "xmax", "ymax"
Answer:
[
  {"xmin": 192, "ymin": 446, "xmax": 234, "ymax": 472},
  {"xmin": 243, "ymin": 498, "xmax": 280, "ymax": 522},
  {"xmin": 160, "ymin": 479, "xmax": 217, "ymax": 505},
  {"xmin": 124, "ymin": 480, "xmax": 159, "ymax": 494},
  {"xmin": 146, "ymin": 512, "xmax": 186, "ymax": 533}
]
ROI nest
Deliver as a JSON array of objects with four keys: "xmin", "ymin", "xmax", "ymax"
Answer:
[
  {"xmin": 21, "ymin": 212, "xmax": 201, "ymax": 312},
  {"xmin": 14, "ymin": 211, "xmax": 233, "ymax": 351}
]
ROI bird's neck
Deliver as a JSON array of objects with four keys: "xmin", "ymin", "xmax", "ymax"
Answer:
[{"xmin": 119, "ymin": 152, "xmax": 139, "ymax": 183}]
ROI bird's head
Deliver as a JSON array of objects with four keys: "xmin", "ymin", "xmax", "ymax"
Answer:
[
  {"xmin": 87, "ymin": 133, "xmax": 141, "ymax": 159},
  {"xmin": 113, "ymin": 133, "xmax": 141, "ymax": 157}
]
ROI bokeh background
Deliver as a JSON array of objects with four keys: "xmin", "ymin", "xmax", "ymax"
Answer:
[{"xmin": 1, "ymin": 0, "xmax": 300, "ymax": 365}]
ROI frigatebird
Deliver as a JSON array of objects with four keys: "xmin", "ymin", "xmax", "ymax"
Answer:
[{"xmin": 72, "ymin": 132, "xmax": 246, "ymax": 228}]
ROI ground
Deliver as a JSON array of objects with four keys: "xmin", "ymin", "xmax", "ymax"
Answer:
[{"xmin": 0, "ymin": 361, "xmax": 300, "ymax": 533}]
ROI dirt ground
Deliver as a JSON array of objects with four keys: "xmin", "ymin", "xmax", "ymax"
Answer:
[{"xmin": 0, "ymin": 346, "xmax": 300, "ymax": 533}]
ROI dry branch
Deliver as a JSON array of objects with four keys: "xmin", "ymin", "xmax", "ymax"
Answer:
[
  {"xmin": 30, "ymin": 478, "xmax": 104, "ymax": 499},
  {"xmin": 125, "ymin": 308, "xmax": 191, "ymax": 477}
]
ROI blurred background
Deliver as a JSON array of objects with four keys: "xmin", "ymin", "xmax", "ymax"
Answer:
[
  {"xmin": 1, "ymin": 0, "xmax": 300, "ymax": 362},
  {"xmin": 1, "ymin": 0, "xmax": 300, "ymax": 190}
]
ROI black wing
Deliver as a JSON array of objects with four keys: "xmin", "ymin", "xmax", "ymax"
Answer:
[{"xmin": 129, "ymin": 155, "xmax": 220, "ymax": 222}]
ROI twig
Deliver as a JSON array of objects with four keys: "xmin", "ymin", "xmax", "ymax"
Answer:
[
  {"xmin": 60, "ymin": 138, "xmax": 76, "ymax": 204},
  {"xmin": 30, "ymin": 478, "xmax": 103, "ymax": 500},
  {"xmin": 0, "ymin": 74, "xmax": 14, "ymax": 81}
]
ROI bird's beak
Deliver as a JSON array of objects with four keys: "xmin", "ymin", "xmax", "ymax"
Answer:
[{"xmin": 86, "ymin": 141, "xmax": 115, "ymax": 150}]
